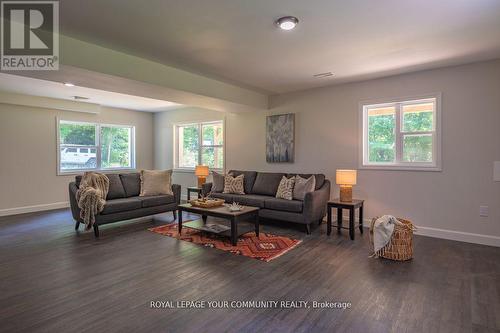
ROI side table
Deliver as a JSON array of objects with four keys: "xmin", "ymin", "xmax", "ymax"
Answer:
[{"xmin": 327, "ymin": 199, "xmax": 364, "ymax": 240}]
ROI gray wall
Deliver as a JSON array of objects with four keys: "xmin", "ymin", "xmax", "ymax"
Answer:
[
  {"xmin": 0, "ymin": 100, "xmax": 154, "ymax": 214},
  {"xmin": 155, "ymin": 59, "xmax": 500, "ymax": 244}
]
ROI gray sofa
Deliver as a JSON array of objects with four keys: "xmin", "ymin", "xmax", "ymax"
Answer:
[
  {"xmin": 202, "ymin": 170, "xmax": 331, "ymax": 234},
  {"xmin": 69, "ymin": 173, "xmax": 181, "ymax": 238}
]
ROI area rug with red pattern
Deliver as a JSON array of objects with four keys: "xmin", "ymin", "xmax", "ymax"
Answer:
[{"xmin": 148, "ymin": 223, "xmax": 302, "ymax": 262}]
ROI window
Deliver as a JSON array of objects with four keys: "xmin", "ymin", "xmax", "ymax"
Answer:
[
  {"xmin": 175, "ymin": 121, "xmax": 224, "ymax": 170},
  {"xmin": 360, "ymin": 95, "xmax": 441, "ymax": 170},
  {"xmin": 58, "ymin": 120, "xmax": 135, "ymax": 174}
]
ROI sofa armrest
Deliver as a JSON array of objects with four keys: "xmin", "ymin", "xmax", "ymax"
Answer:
[
  {"xmin": 68, "ymin": 182, "xmax": 82, "ymax": 222},
  {"xmin": 172, "ymin": 184, "xmax": 181, "ymax": 204},
  {"xmin": 303, "ymin": 180, "xmax": 331, "ymax": 224},
  {"xmin": 201, "ymin": 182, "xmax": 213, "ymax": 196}
]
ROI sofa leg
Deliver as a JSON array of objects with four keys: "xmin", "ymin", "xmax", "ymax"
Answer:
[
  {"xmin": 305, "ymin": 224, "xmax": 311, "ymax": 235},
  {"xmin": 173, "ymin": 210, "xmax": 177, "ymax": 221},
  {"xmin": 93, "ymin": 224, "xmax": 100, "ymax": 238},
  {"xmin": 75, "ymin": 221, "xmax": 80, "ymax": 230}
]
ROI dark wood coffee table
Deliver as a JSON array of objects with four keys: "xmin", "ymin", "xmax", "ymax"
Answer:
[{"xmin": 178, "ymin": 204, "xmax": 259, "ymax": 246}]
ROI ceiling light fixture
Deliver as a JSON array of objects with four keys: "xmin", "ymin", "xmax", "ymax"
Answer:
[
  {"xmin": 63, "ymin": 82, "xmax": 75, "ymax": 87},
  {"xmin": 276, "ymin": 16, "xmax": 299, "ymax": 30}
]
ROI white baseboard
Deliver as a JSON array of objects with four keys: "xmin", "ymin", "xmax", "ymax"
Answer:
[
  {"xmin": 330, "ymin": 216, "xmax": 500, "ymax": 247},
  {"xmin": 0, "ymin": 202, "xmax": 69, "ymax": 217},
  {"xmin": 413, "ymin": 225, "xmax": 500, "ymax": 247}
]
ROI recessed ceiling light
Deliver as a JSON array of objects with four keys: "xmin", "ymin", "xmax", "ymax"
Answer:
[
  {"xmin": 276, "ymin": 16, "xmax": 299, "ymax": 30},
  {"xmin": 63, "ymin": 82, "xmax": 75, "ymax": 87}
]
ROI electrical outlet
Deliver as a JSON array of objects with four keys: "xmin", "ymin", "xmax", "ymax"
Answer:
[{"xmin": 480, "ymin": 206, "xmax": 489, "ymax": 217}]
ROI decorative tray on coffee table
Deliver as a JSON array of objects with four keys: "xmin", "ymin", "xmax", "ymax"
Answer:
[{"xmin": 189, "ymin": 198, "xmax": 225, "ymax": 208}]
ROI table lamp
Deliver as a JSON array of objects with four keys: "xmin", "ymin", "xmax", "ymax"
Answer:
[
  {"xmin": 336, "ymin": 169, "xmax": 357, "ymax": 202},
  {"xmin": 195, "ymin": 165, "xmax": 209, "ymax": 188}
]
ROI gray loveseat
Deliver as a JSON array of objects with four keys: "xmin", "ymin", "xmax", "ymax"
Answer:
[
  {"xmin": 69, "ymin": 173, "xmax": 181, "ymax": 237},
  {"xmin": 202, "ymin": 170, "xmax": 331, "ymax": 234}
]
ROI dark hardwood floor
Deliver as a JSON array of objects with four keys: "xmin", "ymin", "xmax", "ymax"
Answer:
[{"xmin": 0, "ymin": 209, "xmax": 499, "ymax": 333}]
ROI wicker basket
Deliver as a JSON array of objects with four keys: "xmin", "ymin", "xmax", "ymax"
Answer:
[
  {"xmin": 189, "ymin": 198, "xmax": 225, "ymax": 208},
  {"xmin": 370, "ymin": 217, "xmax": 415, "ymax": 261}
]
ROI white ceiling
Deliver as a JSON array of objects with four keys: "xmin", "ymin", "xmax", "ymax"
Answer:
[
  {"xmin": 59, "ymin": 0, "xmax": 500, "ymax": 94},
  {"xmin": 0, "ymin": 73, "xmax": 182, "ymax": 112}
]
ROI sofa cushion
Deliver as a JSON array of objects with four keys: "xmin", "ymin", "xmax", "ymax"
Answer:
[
  {"xmin": 211, "ymin": 171, "xmax": 225, "ymax": 193},
  {"xmin": 223, "ymin": 174, "xmax": 245, "ymax": 194},
  {"xmin": 231, "ymin": 194, "xmax": 268, "ymax": 208},
  {"xmin": 293, "ymin": 175, "xmax": 316, "ymax": 201},
  {"xmin": 75, "ymin": 175, "xmax": 82, "ymax": 187},
  {"xmin": 288, "ymin": 174, "xmax": 325, "ymax": 190},
  {"xmin": 138, "ymin": 194, "xmax": 175, "ymax": 208},
  {"xmin": 210, "ymin": 192, "xmax": 234, "ymax": 202},
  {"xmin": 251, "ymin": 172, "xmax": 285, "ymax": 196},
  {"xmin": 120, "ymin": 173, "xmax": 141, "ymax": 197},
  {"xmin": 276, "ymin": 176, "xmax": 295, "ymax": 200},
  {"xmin": 101, "ymin": 198, "xmax": 142, "ymax": 215},
  {"xmin": 264, "ymin": 198, "xmax": 303, "ymax": 213},
  {"xmin": 229, "ymin": 170, "xmax": 257, "ymax": 194},
  {"xmin": 140, "ymin": 169, "xmax": 173, "ymax": 196},
  {"xmin": 106, "ymin": 174, "xmax": 127, "ymax": 200}
]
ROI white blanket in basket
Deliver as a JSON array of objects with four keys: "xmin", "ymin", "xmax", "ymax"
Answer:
[{"xmin": 371, "ymin": 215, "xmax": 403, "ymax": 255}]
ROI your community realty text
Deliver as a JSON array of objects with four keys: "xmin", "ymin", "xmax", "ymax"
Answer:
[{"xmin": 150, "ymin": 300, "xmax": 352, "ymax": 310}]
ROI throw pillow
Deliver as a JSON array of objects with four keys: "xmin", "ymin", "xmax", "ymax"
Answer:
[
  {"xmin": 211, "ymin": 171, "xmax": 225, "ymax": 193},
  {"xmin": 293, "ymin": 175, "xmax": 316, "ymax": 201},
  {"xmin": 223, "ymin": 174, "xmax": 245, "ymax": 194},
  {"xmin": 276, "ymin": 176, "xmax": 295, "ymax": 200},
  {"xmin": 105, "ymin": 173, "xmax": 127, "ymax": 200},
  {"xmin": 140, "ymin": 169, "xmax": 173, "ymax": 196}
]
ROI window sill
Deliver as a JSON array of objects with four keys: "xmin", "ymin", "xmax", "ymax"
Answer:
[
  {"xmin": 58, "ymin": 168, "xmax": 137, "ymax": 176},
  {"xmin": 173, "ymin": 168, "xmax": 195, "ymax": 174},
  {"xmin": 359, "ymin": 164, "xmax": 442, "ymax": 172}
]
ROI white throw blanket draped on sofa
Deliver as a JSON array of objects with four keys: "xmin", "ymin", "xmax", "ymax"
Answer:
[
  {"xmin": 371, "ymin": 215, "xmax": 403, "ymax": 256},
  {"xmin": 76, "ymin": 172, "xmax": 109, "ymax": 230}
]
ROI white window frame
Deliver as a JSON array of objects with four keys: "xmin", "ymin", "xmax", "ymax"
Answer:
[
  {"xmin": 174, "ymin": 120, "xmax": 225, "ymax": 172},
  {"xmin": 57, "ymin": 118, "xmax": 136, "ymax": 175},
  {"xmin": 359, "ymin": 93, "xmax": 442, "ymax": 171}
]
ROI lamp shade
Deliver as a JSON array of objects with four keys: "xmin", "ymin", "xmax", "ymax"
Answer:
[
  {"xmin": 336, "ymin": 169, "xmax": 357, "ymax": 185},
  {"xmin": 195, "ymin": 165, "xmax": 209, "ymax": 177}
]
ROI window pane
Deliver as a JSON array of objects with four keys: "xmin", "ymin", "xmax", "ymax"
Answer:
[
  {"xmin": 202, "ymin": 122, "xmax": 223, "ymax": 146},
  {"xmin": 403, "ymin": 134, "xmax": 433, "ymax": 162},
  {"xmin": 60, "ymin": 146, "xmax": 97, "ymax": 170},
  {"xmin": 201, "ymin": 147, "xmax": 224, "ymax": 169},
  {"xmin": 402, "ymin": 102, "xmax": 434, "ymax": 132},
  {"xmin": 59, "ymin": 122, "xmax": 96, "ymax": 145},
  {"xmin": 368, "ymin": 106, "xmax": 395, "ymax": 163},
  {"xmin": 101, "ymin": 126, "xmax": 132, "ymax": 168},
  {"xmin": 178, "ymin": 125, "xmax": 199, "ymax": 168},
  {"xmin": 59, "ymin": 122, "xmax": 97, "ymax": 170}
]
